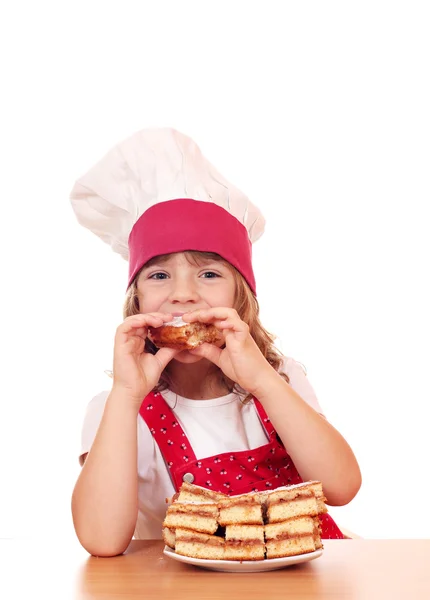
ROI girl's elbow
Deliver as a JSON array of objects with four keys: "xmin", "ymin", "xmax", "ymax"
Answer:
[
  {"xmin": 349, "ymin": 466, "xmax": 363, "ymax": 500},
  {"xmin": 327, "ymin": 470, "xmax": 362, "ymax": 506},
  {"xmin": 73, "ymin": 514, "xmax": 133, "ymax": 557},
  {"xmin": 88, "ymin": 547, "xmax": 127, "ymax": 558},
  {"xmin": 78, "ymin": 535, "xmax": 131, "ymax": 557}
]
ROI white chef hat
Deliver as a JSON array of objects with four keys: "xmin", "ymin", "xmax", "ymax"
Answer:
[{"xmin": 70, "ymin": 128, "xmax": 265, "ymax": 293}]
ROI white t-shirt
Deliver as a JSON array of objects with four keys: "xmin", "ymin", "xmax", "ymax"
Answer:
[{"xmin": 79, "ymin": 357, "xmax": 323, "ymax": 539}]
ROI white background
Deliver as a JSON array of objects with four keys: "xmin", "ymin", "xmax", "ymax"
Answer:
[{"xmin": 1, "ymin": 1, "xmax": 429, "ymax": 542}]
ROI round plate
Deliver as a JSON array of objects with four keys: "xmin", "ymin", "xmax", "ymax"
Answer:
[{"xmin": 163, "ymin": 546, "xmax": 323, "ymax": 572}]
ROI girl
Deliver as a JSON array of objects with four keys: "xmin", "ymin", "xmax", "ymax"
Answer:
[{"xmin": 70, "ymin": 128, "xmax": 361, "ymax": 557}]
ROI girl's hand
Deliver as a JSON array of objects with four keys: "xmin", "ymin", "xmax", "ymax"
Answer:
[
  {"xmin": 183, "ymin": 308, "xmax": 275, "ymax": 396},
  {"xmin": 112, "ymin": 313, "xmax": 179, "ymax": 403}
]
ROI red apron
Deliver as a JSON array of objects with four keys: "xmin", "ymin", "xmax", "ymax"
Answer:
[{"xmin": 139, "ymin": 391, "xmax": 344, "ymax": 539}]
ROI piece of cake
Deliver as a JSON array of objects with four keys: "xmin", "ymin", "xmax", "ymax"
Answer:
[
  {"xmin": 174, "ymin": 528, "xmax": 225, "ymax": 560},
  {"xmin": 162, "ymin": 526, "xmax": 176, "ymax": 549},
  {"xmin": 163, "ymin": 483, "xmax": 225, "ymax": 552},
  {"xmin": 224, "ymin": 524, "xmax": 265, "ymax": 561},
  {"xmin": 148, "ymin": 317, "xmax": 221, "ymax": 350},
  {"xmin": 262, "ymin": 482, "xmax": 327, "ymax": 558},
  {"xmin": 217, "ymin": 494, "xmax": 265, "ymax": 560},
  {"xmin": 313, "ymin": 517, "xmax": 323, "ymax": 550},
  {"xmin": 218, "ymin": 494, "xmax": 263, "ymax": 526},
  {"xmin": 177, "ymin": 482, "xmax": 227, "ymax": 503},
  {"xmin": 265, "ymin": 516, "xmax": 316, "ymax": 558},
  {"xmin": 264, "ymin": 482, "xmax": 320, "ymax": 523},
  {"xmin": 163, "ymin": 501, "xmax": 219, "ymax": 534},
  {"xmin": 306, "ymin": 481, "xmax": 328, "ymax": 514}
]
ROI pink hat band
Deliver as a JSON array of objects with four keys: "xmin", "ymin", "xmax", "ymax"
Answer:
[{"xmin": 128, "ymin": 199, "xmax": 256, "ymax": 294}]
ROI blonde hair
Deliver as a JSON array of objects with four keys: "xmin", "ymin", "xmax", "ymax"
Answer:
[{"xmin": 123, "ymin": 252, "xmax": 289, "ymax": 401}]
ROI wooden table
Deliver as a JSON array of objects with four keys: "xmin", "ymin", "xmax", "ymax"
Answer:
[{"xmin": 1, "ymin": 539, "xmax": 429, "ymax": 599}]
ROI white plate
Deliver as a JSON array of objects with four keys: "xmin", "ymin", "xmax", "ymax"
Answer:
[{"xmin": 163, "ymin": 546, "xmax": 323, "ymax": 572}]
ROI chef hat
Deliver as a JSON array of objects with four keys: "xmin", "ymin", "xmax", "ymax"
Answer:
[{"xmin": 70, "ymin": 128, "xmax": 265, "ymax": 294}]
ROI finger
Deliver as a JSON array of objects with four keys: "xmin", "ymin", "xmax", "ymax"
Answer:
[
  {"xmin": 133, "ymin": 327, "xmax": 147, "ymax": 337},
  {"xmin": 153, "ymin": 347, "xmax": 182, "ymax": 370},
  {"xmin": 146, "ymin": 312, "xmax": 174, "ymax": 322},
  {"xmin": 183, "ymin": 308, "xmax": 238, "ymax": 323},
  {"xmin": 204, "ymin": 318, "xmax": 249, "ymax": 343},
  {"xmin": 116, "ymin": 323, "xmax": 152, "ymax": 347},
  {"xmin": 132, "ymin": 312, "xmax": 173, "ymax": 324},
  {"xmin": 120, "ymin": 336, "xmax": 146, "ymax": 354},
  {"xmin": 119, "ymin": 313, "xmax": 172, "ymax": 335},
  {"xmin": 189, "ymin": 343, "xmax": 223, "ymax": 367},
  {"xmin": 222, "ymin": 324, "xmax": 251, "ymax": 344},
  {"xmin": 212, "ymin": 318, "xmax": 248, "ymax": 332}
]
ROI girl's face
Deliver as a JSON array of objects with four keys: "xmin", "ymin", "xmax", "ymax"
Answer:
[{"xmin": 136, "ymin": 252, "xmax": 236, "ymax": 363}]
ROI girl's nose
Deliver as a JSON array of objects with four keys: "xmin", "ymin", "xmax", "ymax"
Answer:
[{"xmin": 169, "ymin": 280, "xmax": 199, "ymax": 304}]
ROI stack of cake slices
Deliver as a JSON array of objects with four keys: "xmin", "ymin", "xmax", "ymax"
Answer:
[
  {"xmin": 219, "ymin": 494, "xmax": 265, "ymax": 560},
  {"xmin": 263, "ymin": 481, "xmax": 325, "ymax": 558},
  {"xmin": 163, "ymin": 482, "xmax": 226, "ymax": 559},
  {"xmin": 163, "ymin": 481, "xmax": 327, "ymax": 561}
]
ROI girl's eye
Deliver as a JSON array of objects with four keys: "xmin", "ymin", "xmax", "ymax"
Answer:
[
  {"xmin": 148, "ymin": 272, "xmax": 168, "ymax": 280},
  {"xmin": 201, "ymin": 271, "xmax": 220, "ymax": 279}
]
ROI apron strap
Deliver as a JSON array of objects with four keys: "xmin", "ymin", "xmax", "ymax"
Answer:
[
  {"xmin": 139, "ymin": 391, "xmax": 198, "ymax": 467},
  {"xmin": 253, "ymin": 398, "xmax": 277, "ymax": 438}
]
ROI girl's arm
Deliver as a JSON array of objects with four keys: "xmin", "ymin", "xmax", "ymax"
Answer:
[
  {"xmin": 254, "ymin": 372, "xmax": 362, "ymax": 506},
  {"xmin": 72, "ymin": 312, "xmax": 179, "ymax": 557},
  {"xmin": 71, "ymin": 388, "xmax": 141, "ymax": 557},
  {"xmin": 185, "ymin": 307, "xmax": 361, "ymax": 506}
]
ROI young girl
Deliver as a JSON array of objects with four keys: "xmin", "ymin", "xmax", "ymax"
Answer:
[{"xmin": 70, "ymin": 128, "xmax": 361, "ymax": 557}]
